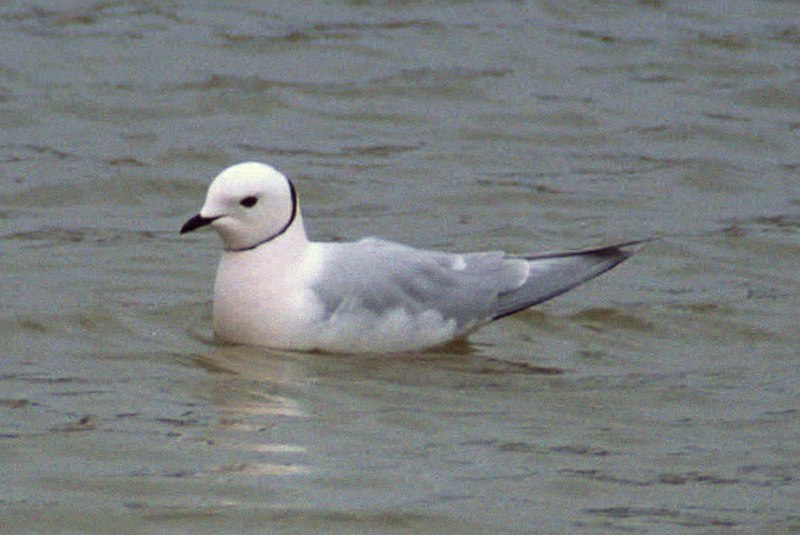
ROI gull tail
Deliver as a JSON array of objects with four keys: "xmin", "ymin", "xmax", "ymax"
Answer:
[{"xmin": 492, "ymin": 239, "xmax": 650, "ymax": 320}]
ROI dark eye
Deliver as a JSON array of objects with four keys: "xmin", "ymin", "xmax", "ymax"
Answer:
[{"xmin": 240, "ymin": 196, "xmax": 258, "ymax": 208}]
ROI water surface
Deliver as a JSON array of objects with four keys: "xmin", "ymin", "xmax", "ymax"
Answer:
[{"xmin": 2, "ymin": 1, "xmax": 799, "ymax": 533}]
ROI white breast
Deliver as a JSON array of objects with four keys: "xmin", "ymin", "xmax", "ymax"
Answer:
[{"xmin": 211, "ymin": 243, "xmax": 324, "ymax": 350}]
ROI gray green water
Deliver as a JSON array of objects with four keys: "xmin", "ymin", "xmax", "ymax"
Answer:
[{"xmin": 2, "ymin": 1, "xmax": 799, "ymax": 533}]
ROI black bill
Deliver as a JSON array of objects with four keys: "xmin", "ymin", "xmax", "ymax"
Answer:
[{"xmin": 180, "ymin": 214, "xmax": 219, "ymax": 234}]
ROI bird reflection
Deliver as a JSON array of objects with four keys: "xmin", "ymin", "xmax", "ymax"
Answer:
[{"xmin": 193, "ymin": 345, "xmax": 312, "ymax": 476}]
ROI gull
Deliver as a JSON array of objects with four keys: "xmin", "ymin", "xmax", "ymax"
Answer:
[{"xmin": 181, "ymin": 162, "xmax": 643, "ymax": 353}]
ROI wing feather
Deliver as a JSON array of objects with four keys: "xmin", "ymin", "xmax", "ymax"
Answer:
[
  {"xmin": 312, "ymin": 238, "xmax": 646, "ymax": 333},
  {"xmin": 312, "ymin": 239, "xmax": 525, "ymax": 330},
  {"xmin": 492, "ymin": 240, "xmax": 647, "ymax": 320}
]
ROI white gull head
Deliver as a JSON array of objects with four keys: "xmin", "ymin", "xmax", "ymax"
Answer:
[{"xmin": 180, "ymin": 162, "xmax": 303, "ymax": 252}]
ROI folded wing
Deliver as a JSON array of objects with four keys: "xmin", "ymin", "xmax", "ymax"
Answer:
[{"xmin": 312, "ymin": 238, "xmax": 645, "ymax": 334}]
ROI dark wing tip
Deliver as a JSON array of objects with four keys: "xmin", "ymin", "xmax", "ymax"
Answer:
[
  {"xmin": 522, "ymin": 238, "xmax": 655, "ymax": 262},
  {"xmin": 491, "ymin": 238, "xmax": 653, "ymax": 321}
]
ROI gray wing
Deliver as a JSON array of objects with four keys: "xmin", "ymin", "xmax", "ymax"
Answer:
[
  {"xmin": 493, "ymin": 240, "xmax": 646, "ymax": 320},
  {"xmin": 313, "ymin": 238, "xmax": 644, "ymax": 331},
  {"xmin": 312, "ymin": 238, "xmax": 528, "ymax": 330}
]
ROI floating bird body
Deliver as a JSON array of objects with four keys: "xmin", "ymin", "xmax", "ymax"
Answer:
[{"xmin": 181, "ymin": 162, "xmax": 641, "ymax": 353}]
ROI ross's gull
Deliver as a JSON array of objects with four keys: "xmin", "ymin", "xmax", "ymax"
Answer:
[{"xmin": 181, "ymin": 162, "xmax": 644, "ymax": 353}]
